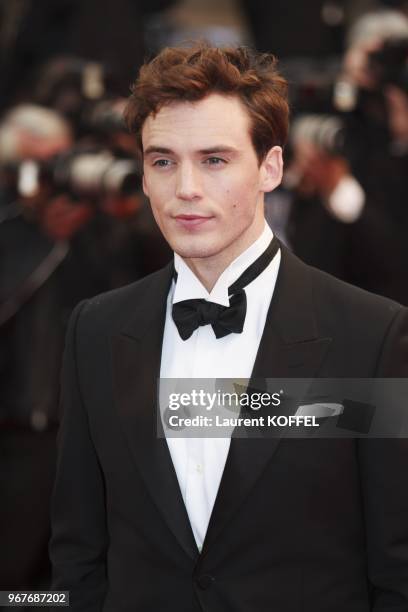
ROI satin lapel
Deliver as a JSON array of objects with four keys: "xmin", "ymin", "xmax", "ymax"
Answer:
[
  {"xmin": 202, "ymin": 247, "xmax": 332, "ymax": 556},
  {"xmin": 111, "ymin": 264, "xmax": 199, "ymax": 561}
]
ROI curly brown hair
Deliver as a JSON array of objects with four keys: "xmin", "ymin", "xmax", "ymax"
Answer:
[{"xmin": 124, "ymin": 43, "xmax": 289, "ymax": 164}]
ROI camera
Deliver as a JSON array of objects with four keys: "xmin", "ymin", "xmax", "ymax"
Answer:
[{"xmin": 3, "ymin": 148, "xmax": 140, "ymax": 202}]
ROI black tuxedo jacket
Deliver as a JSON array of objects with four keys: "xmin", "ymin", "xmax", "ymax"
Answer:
[{"xmin": 50, "ymin": 246, "xmax": 408, "ymax": 611}]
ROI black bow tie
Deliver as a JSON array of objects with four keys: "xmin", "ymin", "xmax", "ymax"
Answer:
[{"xmin": 172, "ymin": 236, "xmax": 279, "ymax": 341}]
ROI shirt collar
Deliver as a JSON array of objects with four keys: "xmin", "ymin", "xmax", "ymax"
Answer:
[{"xmin": 173, "ymin": 222, "xmax": 274, "ymax": 307}]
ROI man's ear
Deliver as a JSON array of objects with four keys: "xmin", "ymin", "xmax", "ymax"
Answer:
[
  {"xmin": 142, "ymin": 173, "xmax": 149, "ymax": 197},
  {"xmin": 260, "ymin": 146, "xmax": 283, "ymax": 193}
]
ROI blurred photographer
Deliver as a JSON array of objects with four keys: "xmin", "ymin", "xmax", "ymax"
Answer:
[
  {"xmin": 0, "ymin": 104, "xmax": 79, "ymax": 591},
  {"xmin": 332, "ymin": 11, "xmax": 408, "ymax": 304},
  {"xmin": 31, "ymin": 56, "xmax": 170, "ymax": 279},
  {"xmin": 0, "ymin": 103, "xmax": 94, "ymax": 241},
  {"xmin": 287, "ymin": 114, "xmax": 364, "ymax": 282},
  {"xmin": 287, "ymin": 112, "xmax": 406, "ymax": 301},
  {"xmin": 275, "ymin": 9, "xmax": 408, "ymax": 304}
]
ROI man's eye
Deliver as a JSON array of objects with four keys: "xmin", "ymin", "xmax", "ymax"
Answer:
[
  {"xmin": 205, "ymin": 157, "xmax": 226, "ymax": 166},
  {"xmin": 153, "ymin": 159, "xmax": 171, "ymax": 167}
]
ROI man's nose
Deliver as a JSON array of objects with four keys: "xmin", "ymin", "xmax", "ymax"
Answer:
[{"xmin": 175, "ymin": 163, "xmax": 202, "ymax": 201}]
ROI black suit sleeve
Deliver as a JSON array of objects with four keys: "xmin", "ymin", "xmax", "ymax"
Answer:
[
  {"xmin": 49, "ymin": 301, "xmax": 108, "ymax": 611},
  {"xmin": 358, "ymin": 307, "xmax": 408, "ymax": 610}
]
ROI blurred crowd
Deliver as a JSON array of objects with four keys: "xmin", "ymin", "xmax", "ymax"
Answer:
[
  {"xmin": 0, "ymin": 0, "xmax": 407, "ymax": 597},
  {"xmin": 277, "ymin": 6, "xmax": 408, "ymax": 305}
]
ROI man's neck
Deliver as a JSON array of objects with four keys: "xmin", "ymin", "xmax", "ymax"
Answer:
[{"xmin": 181, "ymin": 221, "xmax": 267, "ymax": 292}]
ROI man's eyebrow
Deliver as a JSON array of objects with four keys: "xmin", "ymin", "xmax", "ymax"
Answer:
[
  {"xmin": 144, "ymin": 146, "xmax": 174, "ymax": 156},
  {"xmin": 197, "ymin": 146, "xmax": 239, "ymax": 155}
]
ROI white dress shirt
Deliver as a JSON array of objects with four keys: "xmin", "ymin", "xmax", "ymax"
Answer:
[{"xmin": 160, "ymin": 222, "xmax": 281, "ymax": 550}]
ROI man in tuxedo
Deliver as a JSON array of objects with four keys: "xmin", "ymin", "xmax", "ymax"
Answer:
[{"xmin": 50, "ymin": 44, "xmax": 408, "ymax": 611}]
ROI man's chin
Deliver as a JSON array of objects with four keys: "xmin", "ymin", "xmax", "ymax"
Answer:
[{"xmin": 172, "ymin": 241, "xmax": 222, "ymax": 261}]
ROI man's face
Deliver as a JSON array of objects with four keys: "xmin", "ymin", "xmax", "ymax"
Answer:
[{"xmin": 142, "ymin": 93, "xmax": 282, "ymax": 267}]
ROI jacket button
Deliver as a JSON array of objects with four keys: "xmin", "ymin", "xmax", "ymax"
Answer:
[{"xmin": 196, "ymin": 574, "xmax": 215, "ymax": 590}]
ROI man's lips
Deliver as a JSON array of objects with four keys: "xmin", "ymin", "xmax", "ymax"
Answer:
[{"xmin": 174, "ymin": 214, "xmax": 214, "ymax": 228}]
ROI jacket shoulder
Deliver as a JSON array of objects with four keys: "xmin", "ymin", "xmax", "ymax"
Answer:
[
  {"xmin": 74, "ymin": 263, "xmax": 173, "ymax": 336},
  {"xmin": 306, "ymin": 256, "xmax": 403, "ymax": 326},
  {"xmin": 279, "ymin": 247, "xmax": 407, "ymax": 375}
]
